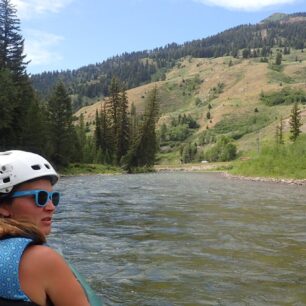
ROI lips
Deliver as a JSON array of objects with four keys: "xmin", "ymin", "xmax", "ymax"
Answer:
[{"xmin": 41, "ymin": 217, "xmax": 52, "ymax": 222}]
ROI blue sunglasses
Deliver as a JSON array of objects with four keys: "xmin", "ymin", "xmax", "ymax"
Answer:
[{"xmin": 11, "ymin": 190, "xmax": 60, "ymax": 207}]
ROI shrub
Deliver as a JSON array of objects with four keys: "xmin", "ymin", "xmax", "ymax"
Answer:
[
  {"xmin": 213, "ymin": 114, "xmax": 270, "ymax": 139},
  {"xmin": 198, "ymin": 130, "xmax": 216, "ymax": 145},
  {"xmin": 168, "ymin": 124, "xmax": 191, "ymax": 141},
  {"xmin": 204, "ymin": 136, "xmax": 237, "ymax": 162},
  {"xmin": 181, "ymin": 143, "xmax": 197, "ymax": 163},
  {"xmin": 260, "ymin": 87, "xmax": 306, "ymax": 106}
]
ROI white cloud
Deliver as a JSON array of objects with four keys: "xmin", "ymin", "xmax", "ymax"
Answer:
[
  {"xmin": 11, "ymin": 0, "xmax": 75, "ymax": 19},
  {"xmin": 24, "ymin": 30, "xmax": 64, "ymax": 68},
  {"xmin": 193, "ymin": 0, "xmax": 297, "ymax": 11}
]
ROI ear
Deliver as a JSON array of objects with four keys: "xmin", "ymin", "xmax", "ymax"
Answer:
[{"xmin": 0, "ymin": 204, "xmax": 11, "ymax": 217}]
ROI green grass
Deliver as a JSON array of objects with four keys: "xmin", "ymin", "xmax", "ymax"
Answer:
[
  {"xmin": 292, "ymin": 67, "xmax": 306, "ymax": 83},
  {"xmin": 158, "ymin": 82, "xmax": 192, "ymax": 113},
  {"xmin": 156, "ymin": 150, "xmax": 181, "ymax": 165},
  {"xmin": 260, "ymin": 87, "xmax": 306, "ymax": 106},
  {"xmin": 268, "ymin": 69, "xmax": 294, "ymax": 84},
  {"xmin": 231, "ymin": 135, "xmax": 306, "ymax": 179},
  {"xmin": 285, "ymin": 49, "xmax": 306, "ymax": 62},
  {"xmin": 212, "ymin": 112, "xmax": 272, "ymax": 140},
  {"xmin": 61, "ymin": 163, "xmax": 122, "ymax": 175}
]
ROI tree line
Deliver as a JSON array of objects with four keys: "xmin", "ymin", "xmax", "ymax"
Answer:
[
  {"xmin": 93, "ymin": 77, "xmax": 159, "ymax": 170},
  {"xmin": 0, "ymin": 0, "xmax": 159, "ymax": 171}
]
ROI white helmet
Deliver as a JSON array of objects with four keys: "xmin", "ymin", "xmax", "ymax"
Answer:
[{"xmin": 0, "ymin": 150, "xmax": 59, "ymax": 194}]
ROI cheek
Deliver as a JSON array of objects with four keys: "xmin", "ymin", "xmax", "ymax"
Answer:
[{"xmin": 11, "ymin": 200, "xmax": 39, "ymax": 219}]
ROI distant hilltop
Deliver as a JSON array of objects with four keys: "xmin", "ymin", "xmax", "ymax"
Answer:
[{"xmin": 261, "ymin": 12, "xmax": 306, "ymax": 23}]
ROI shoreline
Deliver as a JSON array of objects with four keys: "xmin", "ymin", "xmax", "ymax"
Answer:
[
  {"xmin": 154, "ymin": 163, "xmax": 229, "ymax": 172},
  {"xmin": 62, "ymin": 163, "xmax": 306, "ymax": 186},
  {"xmin": 222, "ymin": 172, "xmax": 306, "ymax": 186},
  {"xmin": 154, "ymin": 164, "xmax": 306, "ymax": 186}
]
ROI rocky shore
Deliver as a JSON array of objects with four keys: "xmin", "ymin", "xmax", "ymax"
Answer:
[
  {"xmin": 154, "ymin": 164, "xmax": 306, "ymax": 186},
  {"xmin": 154, "ymin": 163, "xmax": 227, "ymax": 172},
  {"xmin": 223, "ymin": 172, "xmax": 306, "ymax": 186}
]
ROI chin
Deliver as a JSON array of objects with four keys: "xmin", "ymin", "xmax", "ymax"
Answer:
[
  {"xmin": 44, "ymin": 229, "xmax": 51, "ymax": 236},
  {"xmin": 40, "ymin": 226, "xmax": 52, "ymax": 236}
]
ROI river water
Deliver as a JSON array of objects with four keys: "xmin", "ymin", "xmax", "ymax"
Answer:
[{"xmin": 48, "ymin": 172, "xmax": 306, "ymax": 306}]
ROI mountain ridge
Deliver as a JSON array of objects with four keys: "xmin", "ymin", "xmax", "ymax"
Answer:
[{"xmin": 31, "ymin": 12, "xmax": 306, "ymax": 112}]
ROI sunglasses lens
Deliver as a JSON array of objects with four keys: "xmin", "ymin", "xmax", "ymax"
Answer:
[
  {"xmin": 52, "ymin": 192, "xmax": 60, "ymax": 206},
  {"xmin": 37, "ymin": 191, "xmax": 49, "ymax": 206}
]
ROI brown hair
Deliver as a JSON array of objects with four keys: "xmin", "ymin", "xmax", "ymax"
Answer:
[{"xmin": 0, "ymin": 218, "xmax": 46, "ymax": 244}]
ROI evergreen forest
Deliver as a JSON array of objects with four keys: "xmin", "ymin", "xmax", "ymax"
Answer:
[{"xmin": 0, "ymin": 0, "xmax": 160, "ymax": 172}]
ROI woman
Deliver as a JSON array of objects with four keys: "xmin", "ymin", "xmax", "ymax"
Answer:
[{"xmin": 0, "ymin": 150, "xmax": 90, "ymax": 306}]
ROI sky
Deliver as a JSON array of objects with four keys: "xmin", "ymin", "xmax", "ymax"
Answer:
[{"xmin": 11, "ymin": 0, "xmax": 306, "ymax": 74}]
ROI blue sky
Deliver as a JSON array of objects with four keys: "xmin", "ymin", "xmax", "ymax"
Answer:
[{"xmin": 11, "ymin": 0, "xmax": 306, "ymax": 74}]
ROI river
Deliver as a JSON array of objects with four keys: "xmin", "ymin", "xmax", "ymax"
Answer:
[{"xmin": 48, "ymin": 172, "xmax": 306, "ymax": 305}]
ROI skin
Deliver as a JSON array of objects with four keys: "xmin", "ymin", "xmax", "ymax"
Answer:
[
  {"xmin": 0, "ymin": 179, "xmax": 90, "ymax": 306},
  {"xmin": 0, "ymin": 179, "xmax": 56, "ymax": 235}
]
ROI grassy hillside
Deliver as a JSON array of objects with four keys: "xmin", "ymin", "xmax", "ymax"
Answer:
[
  {"xmin": 31, "ymin": 12, "xmax": 306, "ymax": 109},
  {"xmin": 76, "ymin": 48, "xmax": 306, "ymax": 165}
]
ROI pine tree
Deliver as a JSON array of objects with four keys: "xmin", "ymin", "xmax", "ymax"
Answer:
[
  {"xmin": 275, "ymin": 52, "xmax": 282, "ymax": 65},
  {"xmin": 0, "ymin": 1, "xmax": 34, "ymax": 149},
  {"xmin": 20, "ymin": 99, "xmax": 50, "ymax": 155},
  {"xmin": 122, "ymin": 87, "xmax": 159, "ymax": 171},
  {"xmin": 75, "ymin": 113, "xmax": 87, "ymax": 163},
  {"xmin": 116, "ymin": 88, "xmax": 129, "ymax": 164},
  {"xmin": 48, "ymin": 82, "xmax": 76, "ymax": 167},
  {"xmin": 83, "ymin": 136, "xmax": 97, "ymax": 164},
  {"xmin": 95, "ymin": 103, "xmax": 113, "ymax": 164},
  {"xmin": 129, "ymin": 102, "xmax": 138, "ymax": 142},
  {"xmin": 0, "ymin": 0, "xmax": 27, "ymax": 78},
  {"xmin": 95, "ymin": 110, "xmax": 102, "ymax": 149},
  {"xmin": 104, "ymin": 77, "xmax": 122, "ymax": 161},
  {"xmin": 289, "ymin": 102, "xmax": 302, "ymax": 142},
  {"xmin": 0, "ymin": 68, "xmax": 17, "ymax": 148},
  {"xmin": 16, "ymin": 78, "xmax": 39, "ymax": 146}
]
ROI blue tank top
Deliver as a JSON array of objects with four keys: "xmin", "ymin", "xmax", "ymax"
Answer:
[{"xmin": 0, "ymin": 237, "xmax": 33, "ymax": 302}]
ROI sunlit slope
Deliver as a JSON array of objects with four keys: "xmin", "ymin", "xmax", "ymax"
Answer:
[{"xmin": 76, "ymin": 49, "xmax": 306, "ymax": 154}]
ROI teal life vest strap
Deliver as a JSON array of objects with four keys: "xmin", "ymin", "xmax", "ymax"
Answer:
[{"xmin": 68, "ymin": 263, "xmax": 102, "ymax": 306}]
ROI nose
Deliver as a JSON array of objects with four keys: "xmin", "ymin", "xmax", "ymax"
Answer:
[{"xmin": 44, "ymin": 199, "xmax": 56, "ymax": 211}]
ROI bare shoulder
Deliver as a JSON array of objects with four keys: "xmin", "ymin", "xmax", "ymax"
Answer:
[
  {"xmin": 22, "ymin": 244, "xmax": 58, "ymax": 257},
  {"xmin": 20, "ymin": 244, "xmax": 72, "ymax": 290},
  {"xmin": 21, "ymin": 245, "xmax": 90, "ymax": 306},
  {"xmin": 20, "ymin": 245, "xmax": 71, "ymax": 305},
  {"xmin": 22, "ymin": 244, "xmax": 64, "ymax": 260},
  {"xmin": 21, "ymin": 244, "xmax": 67, "ymax": 272}
]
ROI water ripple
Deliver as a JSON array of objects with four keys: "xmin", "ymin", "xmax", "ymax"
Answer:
[{"xmin": 48, "ymin": 172, "xmax": 306, "ymax": 305}]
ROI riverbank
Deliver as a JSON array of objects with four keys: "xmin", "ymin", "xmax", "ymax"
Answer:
[
  {"xmin": 60, "ymin": 163, "xmax": 123, "ymax": 176},
  {"xmin": 60, "ymin": 162, "xmax": 306, "ymax": 186},
  {"xmin": 154, "ymin": 162, "xmax": 232, "ymax": 172},
  {"xmin": 154, "ymin": 162, "xmax": 306, "ymax": 186},
  {"xmin": 223, "ymin": 172, "xmax": 306, "ymax": 186}
]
